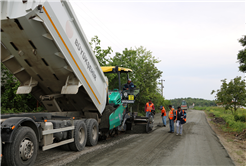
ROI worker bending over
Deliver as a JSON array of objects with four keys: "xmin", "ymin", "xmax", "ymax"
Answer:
[
  {"xmin": 168, "ymin": 105, "xmax": 175, "ymax": 133},
  {"xmin": 145, "ymin": 100, "xmax": 155, "ymax": 117},
  {"xmin": 174, "ymin": 106, "xmax": 186, "ymax": 136},
  {"xmin": 160, "ymin": 106, "xmax": 166, "ymax": 127}
]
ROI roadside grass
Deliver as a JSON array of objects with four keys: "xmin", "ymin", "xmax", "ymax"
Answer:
[{"xmin": 194, "ymin": 106, "xmax": 246, "ymax": 132}]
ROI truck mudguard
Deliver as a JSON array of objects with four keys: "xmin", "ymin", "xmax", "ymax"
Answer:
[{"xmin": 1, "ymin": 117, "xmax": 41, "ymax": 143}]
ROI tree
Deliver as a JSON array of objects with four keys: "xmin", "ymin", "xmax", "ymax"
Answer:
[
  {"xmin": 237, "ymin": 35, "xmax": 246, "ymax": 72},
  {"xmin": 1, "ymin": 64, "xmax": 37, "ymax": 112},
  {"xmin": 89, "ymin": 35, "xmax": 113, "ymax": 66},
  {"xmin": 211, "ymin": 76, "xmax": 246, "ymax": 114},
  {"xmin": 108, "ymin": 47, "xmax": 165, "ymax": 112},
  {"xmin": 89, "ymin": 36, "xmax": 171, "ymax": 113}
]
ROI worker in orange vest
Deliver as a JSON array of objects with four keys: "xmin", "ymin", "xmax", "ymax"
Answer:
[
  {"xmin": 145, "ymin": 100, "xmax": 155, "ymax": 117},
  {"xmin": 160, "ymin": 106, "xmax": 166, "ymax": 127},
  {"xmin": 174, "ymin": 106, "xmax": 187, "ymax": 136},
  {"xmin": 168, "ymin": 105, "xmax": 175, "ymax": 133}
]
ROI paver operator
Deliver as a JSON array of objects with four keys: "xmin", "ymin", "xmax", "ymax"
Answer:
[
  {"xmin": 168, "ymin": 105, "xmax": 175, "ymax": 133},
  {"xmin": 174, "ymin": 106, "xmax": 186, "ymax": 136},
  {"xmin": 145, "ymin": 100, "xmax": 155, "ymax": 117},
  {"xmin": 160, "ymin": 106, "xmax": 167, "ymax": 127},
  {"xmin": 123, "ymin": 79, "xmax": 135, "ymax": 90}
]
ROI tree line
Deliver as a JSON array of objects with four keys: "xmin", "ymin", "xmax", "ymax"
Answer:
[{"xmin": 169, "ymin": 97, "xmax": 216, "ymax": 109}]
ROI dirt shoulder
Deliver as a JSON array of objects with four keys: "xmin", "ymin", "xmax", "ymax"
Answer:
[{"xmin": 204, "ymin": 110, "xmax": 246, "ymax": 166}]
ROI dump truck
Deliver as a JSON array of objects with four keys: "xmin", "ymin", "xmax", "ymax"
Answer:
[
  {"xmin": 0, "ymin": 1, "xmax": 154, "ymax": 165},
  {"xmin": 181, "ymin": 100, "xmax": 188, "ymax": 111}
]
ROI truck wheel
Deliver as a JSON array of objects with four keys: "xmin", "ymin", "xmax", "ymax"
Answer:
[
  {"xmin": 3, "ymin": 126, "xmax": 38, "ymax": 166},
  {"xmin": 69, "ymin": 120, "xmax": 87, "ymax": 151},
  {"xmin": 86, "ymin": 119, "xmax": 98, "ymax": 146}
]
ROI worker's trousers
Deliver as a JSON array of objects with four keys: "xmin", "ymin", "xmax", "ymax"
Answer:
[
  {"xmin": 176, "ymin": 120, "xmax": 183, "ymax": 135},
  {"xmin": 169, "ymin": 119, "xmax": 174, "ymax": 132},
  {"xmin": 162, "ymin": 116, "xmax": 166, "ymax": 125}
]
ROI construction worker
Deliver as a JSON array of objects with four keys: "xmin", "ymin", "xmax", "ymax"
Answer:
[
  {"xmin": 123, "ymin": 79, "xmax": 135, "ymax": 90},
  {"xmin": 145, "ymin": 100, "xmax": 155, "ymax": 117},
  {"xmin": 168, "ymin": 105, "xmax": 174, "ymax": 133},
  {"xmin": 160, "ymin": 106, "xmax": 166, "ymax": 127},
  {"xmin": 174, "ymin": 106, "xmax": 186, "ymax": 136}
]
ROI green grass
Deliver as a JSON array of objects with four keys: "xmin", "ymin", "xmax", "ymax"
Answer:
[{"xmin": 194, "ymin": 106, "xmax": 246, "ymax": 132}]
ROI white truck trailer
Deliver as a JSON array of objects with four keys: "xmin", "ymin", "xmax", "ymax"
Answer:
[{"xmin": 1, "ymin": 1, "xmax": 154, "ymax": 166}]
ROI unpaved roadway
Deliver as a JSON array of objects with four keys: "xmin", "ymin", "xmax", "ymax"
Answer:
[
  {"xmin": 67, "ymin": 110, "xmax": 234, "ymax": 166},
  {"xmin": 33, "ymin": 110, "xmax": 234, "ymax": 166}
]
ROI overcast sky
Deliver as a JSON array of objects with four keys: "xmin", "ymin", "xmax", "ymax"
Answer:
[{"xmin": 70, "ymin": 0, "xmax": 245, "ymax": 100}]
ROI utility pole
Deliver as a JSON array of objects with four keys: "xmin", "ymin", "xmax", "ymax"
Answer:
[{"xmin": 159, "ymin": 79, "xmax": 165, "ymax": 97}]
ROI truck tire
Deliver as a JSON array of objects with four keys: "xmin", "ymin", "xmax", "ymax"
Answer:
[
  {"xmin": 69, "ymin": 120, "xmax": 87, "ymax": 151},
  {"xmin": 85, "ymin": 119, "xmax": 99, "ymax": 146},
  {"xmin": 3, "ymin": 126, "xmax": 38, "ymax": 166}
]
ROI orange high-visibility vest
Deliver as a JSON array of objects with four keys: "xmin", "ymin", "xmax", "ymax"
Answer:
[
  {"xmin": 169, "ymin": 108, "xmax": 174, "ymax": 120},
  {"xmin": 161, "ymin": 107, "xmax": 166, "ymax": 116},
  {"xmin": 175, "ymin": 110, "xmax": 186, "ymax": 122},
  {"xmin": 146, "ymin": 103, "xmax": 154, "ymax": 112}
]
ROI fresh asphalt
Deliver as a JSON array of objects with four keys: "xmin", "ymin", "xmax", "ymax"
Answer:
[{"xmin": 67, "ymin": 110, "xmax": 234, "ymax": 166}]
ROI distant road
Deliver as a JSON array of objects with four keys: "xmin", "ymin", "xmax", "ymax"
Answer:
[{"xmin": 67, "ymin": 110, "xmax": 234, "ymax": 166}]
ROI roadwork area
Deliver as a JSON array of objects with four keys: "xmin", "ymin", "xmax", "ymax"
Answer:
[
  {"xmin": 67, "ymin": 110, "xmax": 234, "ymax": 166},
  {"xmin": 32, "ymin": 113, "xmax": 162, "ymax": 166},
  {"xmin": 31, "ymin": 110, "xmax": 234, "ymax": 166}
]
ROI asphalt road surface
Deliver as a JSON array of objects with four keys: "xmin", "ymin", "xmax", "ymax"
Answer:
[{"xmin": 67, "ymin": 110, "xmax": 234, "ymax": 166}]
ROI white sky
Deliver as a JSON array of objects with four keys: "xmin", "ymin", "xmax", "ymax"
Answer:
[{"xmin": 70, "ymin": 0, "xmax": 245, "ymax": 100}]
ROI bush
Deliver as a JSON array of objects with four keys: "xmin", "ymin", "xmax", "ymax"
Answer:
[
  {"xmin": 234, "ymin": 114, "xmax": 240, "ymax": 121},
  {"xmin": 203, "ymin": 107, "xmax": 246, "ymax": 132},
  {"xmin": 1, "ymin": 107, "xmax": 45, "ymax": 114},
  {"xmin": 234, "ymin": 114, "xmax": 246, "ymax": 122}
]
